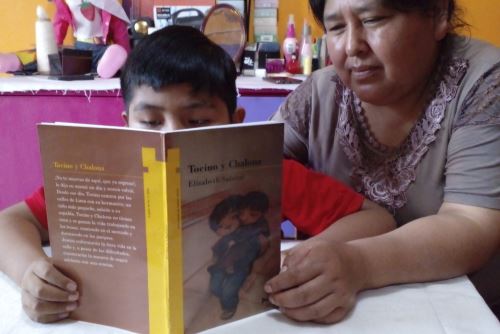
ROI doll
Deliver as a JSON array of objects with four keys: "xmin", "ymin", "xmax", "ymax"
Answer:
[
  {"xmin": 0, "ymin": 0, "xmax": 130, "ymax": 78},
  {"xmin": 53, "ymin": 0, "xmax": 130, "ymax": 77}
]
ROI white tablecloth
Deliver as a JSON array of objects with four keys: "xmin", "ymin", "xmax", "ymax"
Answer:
[
  {"xmin": 0, "ymin": 243, "xmax": 498, "ymax": 334},
  {"xmin": 0, "ymin": 76, "xmax": 299, "ymax": 94},
  {"xmin": 202, "ymin": 276, "xmax": 500, "ymax": 334}
]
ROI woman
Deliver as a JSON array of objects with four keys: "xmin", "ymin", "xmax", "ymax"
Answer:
[{"xmin": 266, "ymin": 0, "xmax": 500, "ymax": 323}]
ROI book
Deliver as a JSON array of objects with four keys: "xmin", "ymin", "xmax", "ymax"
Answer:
[
  {"xmin": 253, "ymin": 17, "xmax": 278, "ymax": 26},
  {"xmin": 254, "ymin": 0, "xmax": 279, "ymax": 8},
  {"xmin": 253, "ymin": 1, "xmax": 278, "ymax": 43},
  {"xmin": 38, "ymin": 122, "xmax": 283, "ymax": 333},
  {"xmin": 253, "ymin": 8, "xmax": 278, "ymax": 18}
]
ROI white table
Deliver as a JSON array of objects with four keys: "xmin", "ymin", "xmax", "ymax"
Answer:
[
  {"xmin": 0, "ymin": 244, "xmax": 498, "ymax": 334},
  {"xmin": 0, "ymin": 75, "xmax": 300, "ymax": 94},
  {"xmin": 0, "ymin": 241, "xmax": 500, "ymax": 334},
  {"xmin": 1, "ymin": 273, "xmax": 498, "ymax": 334}
]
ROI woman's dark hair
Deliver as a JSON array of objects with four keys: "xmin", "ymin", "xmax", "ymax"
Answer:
[
  {"xmin": 121, "ymin": 25, "xmax": 237, "ymax": 115},
  {"xmin": 309, "ymin": 0, "xmax": 468, "ymax": 34}
]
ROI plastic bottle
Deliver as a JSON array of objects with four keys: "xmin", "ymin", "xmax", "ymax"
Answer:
[
  {"xmin": 35, "ymin": 5, "xmax": 58, "ymax": 74},
  {"xmin": 282, "ymin": 15, "xmax": 300, "ymax": 74},
  {"xmin": 312, "ymin": 37, "xmax": 320, "ymax": 71},
  {"xmin": 319, "ymin": 34, "xmax": 328, "ymax": 69},
  {"xmin": 300, "ymin": 23, "xmax": 312, "ymax": 75},
  {"xmin": 299, "ymin": 20, "xmax": 308, "ymax": 69}
]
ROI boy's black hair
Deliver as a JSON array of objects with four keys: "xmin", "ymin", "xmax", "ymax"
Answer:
[
  {"xmin": 209, "ymin": 195, "xmax": 243, "ymax": 232},
  {"xmin": 120, "ymin": 25, "xmax": 237, "ymax": 115},
  {"xmin": 242, "ymin": 191, "xmax": 269, "ymax": 213}
]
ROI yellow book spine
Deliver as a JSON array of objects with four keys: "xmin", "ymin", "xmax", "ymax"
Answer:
[
  {"xmin": 142, "ymin": 147, "xmax": 183, "ymax": 333},
  {"xmin": 165, "ymin": 148, "xmax": 183, "ymax": 334}
]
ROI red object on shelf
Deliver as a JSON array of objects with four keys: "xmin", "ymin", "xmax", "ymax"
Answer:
[{"xmin": 285, "ymin": 56, "xmax": 301, "ymax": 74}]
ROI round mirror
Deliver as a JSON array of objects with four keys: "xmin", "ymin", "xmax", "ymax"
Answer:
[{"xmin": 201, "ymin": 4, "xmax": 247, "ymax": 66}]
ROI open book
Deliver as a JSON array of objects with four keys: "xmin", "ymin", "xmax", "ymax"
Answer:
[{"xmin": 38, "ymin": 122, "xmax": 283, "ymax": 333}]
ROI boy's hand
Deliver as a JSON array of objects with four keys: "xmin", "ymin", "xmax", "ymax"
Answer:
[
  {"xmin": 21, "ymin": 259, "xmax": 79, "ymax": 323},
  {"xmin": 258, "ymin": 234, "xmax": 269, "ymax": 254},
  {"xmin": 264, "ymin": 239, "xmax": 366, "ymax": 324}
]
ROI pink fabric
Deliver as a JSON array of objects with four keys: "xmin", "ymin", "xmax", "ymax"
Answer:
[
  {"xmin": 0, "ymin": 53, "xmax": 22, "ymax": 72},
  {"xmin": 52, "ymin": 0, "xmax": 130, "ymax": 53},
  {"xmin": 97, "ymin": 44, "xmax": 128, "ymax": 78}
]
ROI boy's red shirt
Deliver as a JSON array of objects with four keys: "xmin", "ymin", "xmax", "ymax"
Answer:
[
  {"xmin": 25, "ymin": 160, "xmax": 363, "ymax": 237},
  {"xmin": 25, "ymin": 186, "xmax": 48, "ymax": 229},
  {"xmin": 281, "ymin": 159, "xmax": 363, "ymax": 236}
]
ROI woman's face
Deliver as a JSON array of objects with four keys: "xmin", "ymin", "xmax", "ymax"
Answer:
[{"xmin": 323, "ymin": 0, "xmax": 448, "ymax": 106}]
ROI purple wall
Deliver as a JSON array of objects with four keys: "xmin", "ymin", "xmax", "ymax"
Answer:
[{"xmin": 0, "ymin": 92, "xmax": 285, "ymax": 209}]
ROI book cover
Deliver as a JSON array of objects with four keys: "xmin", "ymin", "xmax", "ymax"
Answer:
[
  {"xmin": 254, "ymin": 0, "xmax": 279, "ymax": 8},
  {"xmin": 253, "ymin": 17, "xmax": 278, "ymax": 26},
  {"xmin": 38, "ymin": 122, "xmax": 283, "ymax": 333},
  {"xmin": 253, "ymin": 7, "xmax": 278, "ymax": 18},
  {"xmin": 254, "ymin": 34, "xmax": 278, "ymax": 43}
]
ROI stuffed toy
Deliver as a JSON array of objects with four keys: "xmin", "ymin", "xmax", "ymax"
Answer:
[
  {"xmin": 53, "ymin": 0, "xmax": 130, "ymax": 77},
  {"xmin": 0, "ymin": 0, "xmax": 130, "ymax": 78}
]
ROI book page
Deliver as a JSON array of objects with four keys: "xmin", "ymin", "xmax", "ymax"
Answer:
[
  {"xmin": 168, "ymin": 123, "xmax": 283, "ymax": 333},
  {"xmin": 38, "ymin": 125, "xmax": 166, "ymax": 333},
  {"xmin": 52, "ymin": 173, "xmax": 138, "ymax": 268}
]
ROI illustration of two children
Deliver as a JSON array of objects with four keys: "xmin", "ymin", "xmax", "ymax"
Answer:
[{"xmin": 207, "ymin": 191, "xmax": 271, "ymax": 320}]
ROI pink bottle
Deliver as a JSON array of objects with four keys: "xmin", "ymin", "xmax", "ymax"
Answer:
[{"xmin": 282, "ymin": 15, "xmax": 300, "ymax": 74}]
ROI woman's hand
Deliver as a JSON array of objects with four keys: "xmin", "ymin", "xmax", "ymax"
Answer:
[
  {"xmin": 21, "ymin": 259, "xmax": 79, "ymax": 323},
  {"xmin": 264, "ymin": 239, "xmax": 366, "ymax": 324}
]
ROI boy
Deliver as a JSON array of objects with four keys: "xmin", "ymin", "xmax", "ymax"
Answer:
[
  {"xmin": 0, "ymin": 25, "xmax": 395, "ymax": 323},
  {"xmin": 207, "ymin": 192, "xmax": 270, "ymax": 319}
]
